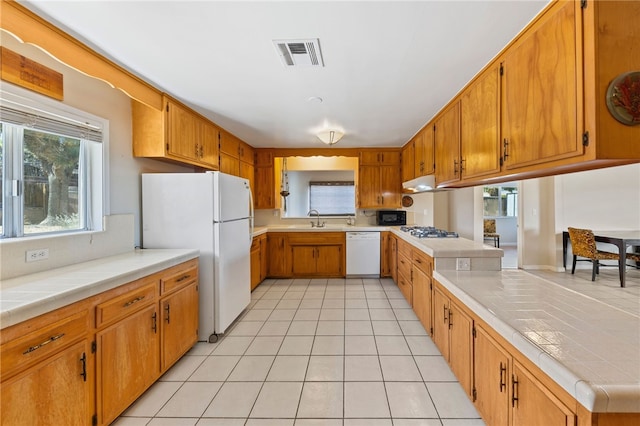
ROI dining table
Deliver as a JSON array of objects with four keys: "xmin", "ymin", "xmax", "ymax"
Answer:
[{"xmin": 562, "ymin": 230, "xmax": 640, "ymax": 287}]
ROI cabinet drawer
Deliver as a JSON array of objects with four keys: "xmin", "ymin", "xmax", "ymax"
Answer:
[
  {"xmin": 397, "ymin": 272, "xmax": 413, "ymax": 305},
  {"xmin": 398, "ymin": 252, "xmax": 412, "ymax": 281},
  {"xmin": 1, "ymin": 310, "xmax": 89, "ymax": 379},
  {"xmin": 96, "ymin": 282, "xmax": 157, "ymax": 328},
  {"xmin": 397, "ymin": 238, "xmax": 412, "ymax": 259},
  {"xmin": 287, "ymin": 232, "xmax": 345, "ymax": 245},
  {"xmin": 161, "ymin": 262, "xmax": 198, "ymax": 294},
  {"xmin": 412, "ymin": 250, "xmax": 433, "ymax": 276}
]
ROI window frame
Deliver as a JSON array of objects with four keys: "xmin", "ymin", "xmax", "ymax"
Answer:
[
  {"xmin": 0, "ymin": 87, "xmax": 109, "ymax": 240},
  {"xmin": 308, "ymin": 180, "xmax": 356, "ymax": 216}
]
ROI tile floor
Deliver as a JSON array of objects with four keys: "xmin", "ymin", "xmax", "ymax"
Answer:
[{"xmin": 113, "ymin": 277, "xmax": 485, "ymax": 426}]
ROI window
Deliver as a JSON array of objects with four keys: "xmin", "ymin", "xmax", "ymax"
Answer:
[
  {"xmin": 1, "ymin": 92, "xmax": 105, "ymax": 238},
  {"xmin": 483, "ymin": 185, "xmax": 518, "ymax": 217},
  {"xmin": 309, "ymin": 181, "xmax": 355, "ymax": 216}
]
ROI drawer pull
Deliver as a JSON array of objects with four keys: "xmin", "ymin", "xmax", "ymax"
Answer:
[
  {"xmin": 80, "ymin": 352, "xmax": 87, "ymax": 382},
  {"xmin": 499, "ymin": 362, "xmax": 507, "ymax": 392},
  {"xmin": 176, "ymin": 274, "xmax": 191, "ymax": 283},
  {"xmin": 123, "ymin": 295, "xmax": 145, "ymax": 307},
  {"xmin": 23, "ymin": 333, "xmax": 65, "ymax": 355},
  {"xmin": 165, "ymin": 304, "xmax": 171, "ymax": 324},
  {"xmin": 511, "ymin": 374, "xmax": 519, "ymax": 407}
]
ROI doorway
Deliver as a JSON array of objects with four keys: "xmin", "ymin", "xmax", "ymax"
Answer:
[{"xmin": 483, "ymin": 183, "xmax": 519, "ymax": 269}]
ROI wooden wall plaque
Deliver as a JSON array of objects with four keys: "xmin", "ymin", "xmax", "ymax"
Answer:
[{"xmin": 1, "ymin": 47, "xmax": 63, "ymax": 100}]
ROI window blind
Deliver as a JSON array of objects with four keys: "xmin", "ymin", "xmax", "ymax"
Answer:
[{"xmin": 309, "ymin": 181, "xmax": 355, "ymax": 215}]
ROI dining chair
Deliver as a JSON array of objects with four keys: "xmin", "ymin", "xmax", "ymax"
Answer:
[
  {"xmin": 483, "ymin": 219, "xmax": 500, "ymax": 248},
  {"xmin": 567, "ymin": 227, "xmax": 640, "ymax": 282}
]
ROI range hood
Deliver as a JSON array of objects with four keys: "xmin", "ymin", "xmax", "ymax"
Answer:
[{"xmin": 402, "ymin": 175, "xmax": 437, "ymax": 193}]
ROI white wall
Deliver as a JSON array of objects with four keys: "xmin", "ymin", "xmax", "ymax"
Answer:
[{"xmin": 448, "ymin": 187, "xmax": 476, "ymax": 240}]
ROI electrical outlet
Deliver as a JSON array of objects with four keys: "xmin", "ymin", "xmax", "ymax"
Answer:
[
  {"xmin": 456, "ymin": 257, "xmax": 471, "ymax": 271},
  {"xmin": 26, "ymin": 248, "xmax": 49, "ymax": 262}
]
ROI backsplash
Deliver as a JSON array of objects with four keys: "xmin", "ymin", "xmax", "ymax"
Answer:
[
  {"xmin": 254, "ymin": 209, "xmax": 389, "ymax": 227},
  {"xmin": 0, "ymin": 214, "xmax": 134, "ymax": 280}
]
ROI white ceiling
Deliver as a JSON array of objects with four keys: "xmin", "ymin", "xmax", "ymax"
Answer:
[{"xmin": 19, "ymin": 0, "xmax": 549, "ymax": 149}]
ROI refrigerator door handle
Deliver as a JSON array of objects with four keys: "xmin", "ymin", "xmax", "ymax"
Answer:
[{"xmin": 248, "ymin": 184, "xmax": 254, "ymax": 244}]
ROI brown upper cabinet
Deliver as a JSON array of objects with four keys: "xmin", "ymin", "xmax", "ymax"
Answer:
[
  {"xmin": 359, "ymin": 150, "xmax": 402, "ymax": 208},
  {"xmin": 415, "ymin": 127, "xmax": 435, "ymax": 178},
  {"xmin": 401, "ymin": 141, "xmax": 415, "ymax": 183},
  {"xmin": 404, "ymin": 0, "xmax": 640, "ymax": 189},
  {"xmin": 132, "ymin": 96, "xmax": 220, "ymax": 170},
  {"xmin": 360, "ymin": 150, "xmax": 401, "ymax": 166}
]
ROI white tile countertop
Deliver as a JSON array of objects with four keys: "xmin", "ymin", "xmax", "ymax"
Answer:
[
  {"xmin": 434, "ymin": 269, "xmax": 640, "ymax": 413},
  {"xmin": 0, "ymin": 248, "xmax": 199, "ymax": 329}
]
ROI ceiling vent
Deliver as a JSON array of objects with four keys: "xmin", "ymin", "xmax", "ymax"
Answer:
[{"xmin": 273, "ymin": 39, "xmax": 324, "ymax": 67}]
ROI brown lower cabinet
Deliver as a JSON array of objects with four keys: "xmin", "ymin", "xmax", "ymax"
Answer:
[
  {"xmin": 266, "ymin": 232, "xmax": 346, "ymax": 278},
  {"xmin": 251, "ymin": 234, "xmax": 267, "ymax": 290},
  {"xmin": 0, "ymin": 258, "xmax": 199, "ymax": 426}
]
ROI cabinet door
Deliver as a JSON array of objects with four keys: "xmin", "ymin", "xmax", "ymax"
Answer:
[
  {"xmin": 390, "ymin": 235, "xmax": 398, "ymax": 284},
  {"xmin": 316, "ymin": 245, "xmax": 344, "ymax": 276},
  {"xmin": 360, "ymin": 150, "xmax": 400, "ymax": 165},
  {"xmin": 267, "ymin": 234, "xmax": 288, "ymax": 277},
  {"xmin": 259, "ymin": 235, "xmax": 268, "ymax": 282},
  {"xmin": 358, "ymin": 165, "xmax": 380, "ymax": 208},
  {"xmin": 166, "ymin": 100, "xmax": 199, "ymax": 161},
  {"xmin": 380, "ymin": 165, "xmax": 401, "ymax": 207},
  {"xmin": 251, "ymin": 238, "xmax": 261, "ymax": 290},
  {"xmin": 291, "ymin": 245, "xmax": 317, "ymax": 276},
  {"xmin": 412, "ymin": 266, "xmax": 431, "ymax": 334},
  {"xmin": 474, "ymin": 325, "xmax": 510, "ymax": 426},
  {"xmin": 255, "ymin": 165, "xmax": 275, "ymax": 209},
  {"xmin": 432, "ymin": 286, "xmax": 450, "ymax": 360},
  {"xmin": 461, "ymin": 63, "xmax": 501, "ymax": 180},
  {"xmin": 161, "ymin": 283, "xmax": 199, "ymax": 371},
  {"xmin": 502, "ymin": 0, "xmax": 581, "ymax": 170},
  {"xmin": 239, "ymin": 142, "xmax": 254, "ymax": 164},
  {"xmin": 97, "ymin": 304, "xmax": 159, "ymax": 425},
  {"xmin": 512, "ymin": 360, "xmax": 576, "ymax": 426},
  {"xmin": 434, "ymin": 101, "xmax": 461, "ymax": 186},
  {"xmin": 0, "ymin": 340, "xmax": 92, "ymax": 426},
  {"xmin": 448, "ymin": 300, "xmax": 474, "ymax": 398},
  {"xmin": 220, "ymin": 152, "xmax": 240, "ymax": 176},
  {"xmin": 402, "ymin": 141, "xmax": 415, "ymax": 183},
  {"xmin": 199, "ymin": 120, "xmax": 220, "ymax": 169},
  {"xmin": 240, "ymin": 161, "xmax": 255, "ymax": 197},
  {"xmin": 416, "ymin": 126, "xmax": 435, "ymax": 177},
  {"xmin": 397, "ymin": 272, "xmax": 413, "ymax": 306}
]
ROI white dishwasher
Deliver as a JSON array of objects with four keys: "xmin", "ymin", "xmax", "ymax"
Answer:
[{"xmin": 346, "ymin": 232, "xmax": 381, "ymax": 277}]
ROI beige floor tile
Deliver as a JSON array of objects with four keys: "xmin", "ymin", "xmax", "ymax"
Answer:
[
  {"xmin": 414, "ymin": 356, "xmax": 457, "ymax": 381},
  {"xmin": 267, "ymin": 355, "xmax": 309, "ymax": 381},
  {"xmin": 320, "ymin": 308, "xmax": 345, "ymax": 320},
  {"xmin": 295, "ymin": 309, "xmax": 322, "ymax": 320},
  {"xmin": 379, "ymin": 356, "xmax": 422, "ymax": 381},
  {"xmin": 268, "ymin": 309, "xmax": 297, "ymax": 321},
  {"xmin": 196, "ymin": 419, "xmax": 246, "ymax": 426},
  {"xmin": 159, "ymin": 355, "xmax": 206, "ymax": 381},
  {"xmin": 212, "ymin": 336, "xmax": 253, "ymax": 355},
  {"xmin": 242, "ymin": 309, "xmax": 272, "ymax": 322},
  {"xmin": 277, "ymin": 299, "xmax": 302, "ymax": 309},
  {"xmin": 156, "ymin": 382, "xmax": 222, "ymax": 417},
  {"xmin": 202, "ymin": 381, "xmax": 262, "ymax": 417},
  {"xmin": 246, "ymin": 419, "xmax": 295, "ymax": 426},
  {"xmin": 367, "ymin": 299, "xmax": 392, "ymax": 309},
  {"xmin": 385, "ymin": 382, "xmax": 437, "ymax": 418},
  {"xmin": 344, "ymin": 321, "xmax": 373, "ymax": 335},
  {"xmin": 372, "ymin": 320, "xmax": 403, "ymax": 336},
  {"xmin": 189, "ymin": 356, "xmax": 240, "ymax": 381},
  {"xmin": 344, "ymin": 335, "xmax": 378, "ymax": 355},
  {"xmin": 316, "ymin": 320, "xmax": 345, "ymax": 335},
  {"xmin": 306, "ymin": 356, "xmax": 344, "ymax": 381},
  {"xmin": 392, "ymin": 419, "xmax": 443, "ymax": 426},
  {"xmin": 344, "ymin": 382, "xmax": 390, "ymax": 418},
  {"xmin": 344, "ymin": 309, "xmax": 370, "ymax": 320},
  {"xmin": 399, "ymin": 320, "xmax": 428, "ymax": 336},
  {"xmin": 393, "ymin": 309, "xmax": 419, "ymax": 321},
  {"xmin": 295, "ymin": 419, "xmax": 343, "ymax": 426},
  {"xmin": 345, "ymin": 299, "xmax": 368, "ymax": 308},
  {"xmin": 344, "ymin": 355, "xmax": 383, "ymax": 381},
  {"xmin": 426, "ymin": 382, "xmax": 480, "ymax": 418},
  {"xmin": 148, "ymin": 418, "xmax": 198, "ymax": 426},
  {"xmin": 375, "ymin": 336, "xmax": 411, "ymax": 355},
  {"xmin": 229, "ymin": 321, "xmax": 264, "ymax": 336},
  {"xmin": 278, "ymin": 336, "xmax": 315, "ymax": 355},
  {"xmin": 250, "ymin": 382, "xmax": 303, "ymax": 418},
  {"xmin": 297, "ymin": 382, "xmax": 343, "ymax": 418},
  {"xmin": 121, "ymin": 381, "xmax": 182, "ymax": 417},
  {"xmin": 343, "ymin": 420, "xmax": 392, "ymax": 426},
  {"xmin": 312, "ymin": 336, "xmax": 345, "ymax": 355},
  {"xmin": 227, "ymin": 355, "xmax": 275, "ymax": 381},
  {"xmin": 287, "ymin": 320, "xmax": 318, "ymax": 335},
  {"xmin": 258, "ymin": 321, "xmax": 291, "ymax": 336},
  {"xmin": 245, "ymin": 336, "xmax": 284, "ymax": 355},
  {"xmin": 299, "ymin": 299, "xmax": 324, "ymax": 309},
  {"xmin": 369, "ymin": 309, "xmax": 396, "ymax": 320},
  {"xmin": 405, "ymin": 336, "xmax": 440, "ymax": 356}
]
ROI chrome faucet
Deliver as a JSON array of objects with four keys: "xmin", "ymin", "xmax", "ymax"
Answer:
[{"xmin": 308, "ymin": 209, "xmax": 324, "ymax": 228}]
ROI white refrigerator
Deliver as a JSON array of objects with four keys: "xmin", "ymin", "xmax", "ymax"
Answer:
[{"xmin": 142, "ymin": 171, "xmax": 253, "ymax": 342}]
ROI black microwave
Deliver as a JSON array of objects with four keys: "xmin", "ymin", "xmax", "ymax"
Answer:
[{"xmin": 376, "ymin": 210, "xmax": 406, "ymax": 226}]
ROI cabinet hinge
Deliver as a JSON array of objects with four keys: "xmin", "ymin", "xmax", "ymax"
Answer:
[
  {"xmin": 582, "ymin": 131, "xmax": 590, "ymax": 147},
  {"xmin": 433, "ymin": 124, "xmax": 436, "ymax": 132},
  {"xmin": 165, "ymin": 104, "xmax": 169, "ymax": 113},
  {"xmin": 472, "ymin": 387, "xmax": 477, "ymax": 402},
  {"xmin": 166, "ymin": 143, "xmax": 170, "ymax": 151},
  {"xmin": 499, "ymin": 63, "xmax": 504, "ymax": 76},
  {"xmin": 581, "ymin": 0, "xmax": 587, "ymax": 9},
  {"xmin": 472, "ymin": 326, "xmax": 477, "ymax": 338},
  {"xmin": 91, "ymin": 341, "xmax": 97, "ymax": 353},
  {"xmin": 92, "ymin": 414, "xmax": 98, "ymax": 426}
]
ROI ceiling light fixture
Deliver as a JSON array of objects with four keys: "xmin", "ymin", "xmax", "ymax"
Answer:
[{"xmin": 317, "ymin": 129, "xmax": 344, "ymax": 146}]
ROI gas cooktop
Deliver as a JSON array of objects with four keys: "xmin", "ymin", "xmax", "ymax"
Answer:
[{"xmin": 400, "ymin": 226, "xmax": 459, "ymax": 238}]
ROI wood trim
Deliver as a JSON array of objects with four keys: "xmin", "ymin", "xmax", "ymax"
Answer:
[
  {"xmin": 0, "ymin": 0, "xmax": 162, "ymax": 109},
  {"xmin": 267, "ymin": 147, "xmax": 400, "ymax": 158}
]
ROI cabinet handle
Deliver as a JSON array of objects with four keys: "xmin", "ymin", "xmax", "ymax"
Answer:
[
  {"xmin": 500, "ymin": 362, "xmax": 507, "ymax": 392},
  {"xmin": 511, "ymin": 374, "xmax": 519, "ymax": 408},
  {"xmin": 165, "ymin": 304, "xmax": 171, "ymax": 324},
  {"xmin": 152, "ymin": 312, "xmax": 157, "ymax": 333},
  {"xmin": 123, "ymin": 295, "xmax": 145, "ymax": 308},
  {"xmin": 23, "ymin": 333, "xmax": 65, "ymax": 355},
  {"xmin": 454, "ymin": 159, "xmax": 459, "ymax": 175},
  {"xmin": 80, "ymin": 352, "xmax": 87, "ymax": 382},
  {"xmin": 176, "ymin": 274, "xmax": 191, "ymax": 283},
  {"xmin": 443, "ymin": 305, "xmax": 448, "ymax": 323},
  {"xmin": 195, "ymin": 143, "xmax": 199, "ymax": 157},
  {"xmin": 503, "ymin": 139, "xmax": 509, "ymax": 162},
  {"xmin": 448, "ymin": 309, "xmax": 453, "ymax": 329},
  {"xmin": 460, "ymin": 158, "xmax": 466, "ymax": 172}
]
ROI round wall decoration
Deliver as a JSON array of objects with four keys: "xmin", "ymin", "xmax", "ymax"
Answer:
[
  {"xmin": 606, "ymin": 71, "xmax": 640, "ymax": 126},
  {"xmin": 402, "ymin": 195, "xmax": 414, "ymax": 207}
]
